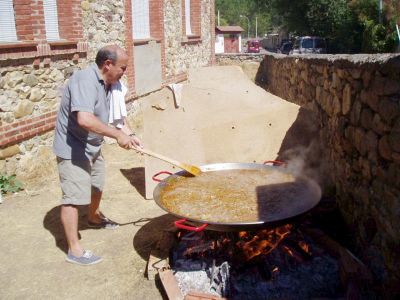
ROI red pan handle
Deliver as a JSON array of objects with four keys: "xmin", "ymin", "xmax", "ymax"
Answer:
[
  {"xmin": 174, "ymin": 219, "xmax": 208, "ymax": 232},
  {"xmin": 263, "ymin": 160, "xmax": 286, "ymax": 166},
  {"xmin": 152, "ymin": 171, "xmax": 172, "ymax": 182}
]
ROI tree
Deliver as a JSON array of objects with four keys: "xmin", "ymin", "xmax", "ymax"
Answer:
[
  {"xmin": 215, "ymin": 0, "xmax": 398, "ymax": 52},
  {"xmin": 215, "ymin": 0, "xmax": 273, "ymax": 38}
]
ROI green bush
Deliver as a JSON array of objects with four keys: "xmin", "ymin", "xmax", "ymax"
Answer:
[{"xmin": 0, "ymin": 174, "xmax": 23, "ymax": 194}]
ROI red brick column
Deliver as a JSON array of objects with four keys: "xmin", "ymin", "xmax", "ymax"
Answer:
[
  {"xmin": 31, "ymin": 0, "xmax": 47, "ymax": 42},
  {"xmin": 124, "ymin": 0, "xmax": 135, "ymax": 98},
  {"xmin": 150, "ymin": 0, "xmax": 165, "ymax": 82},
  {"xmin": 190, "ymin": 0, "xmax": 201, "ymax": 36},
  {"xmin": 210, "ymin": 0, "xmax": 216, "ymax": 65},
  {"xmin": 14, "ymin": 0, "xmax": 35, "ymax": 41}
]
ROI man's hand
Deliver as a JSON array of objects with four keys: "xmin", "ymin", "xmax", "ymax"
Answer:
[
  {"xmin": 116, "ymin": 131, "xmax": 133, "ymax": 149},
  {"xmin": 116, "ymin": 132, "xmax": 144, "ymax": 150},
  {"xmin": 130, "ymin": 135, "xmax": 143, "ymax": 149}
]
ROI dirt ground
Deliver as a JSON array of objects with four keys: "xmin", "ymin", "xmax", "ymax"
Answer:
[{"xmin": 0, "ymin": 143, "xmax": 172, "ymax": 299}]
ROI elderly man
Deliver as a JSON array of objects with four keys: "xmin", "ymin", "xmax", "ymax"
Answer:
[{"xmin": 53, "ymin": 45, "xmax": 142, "ymax": 265}]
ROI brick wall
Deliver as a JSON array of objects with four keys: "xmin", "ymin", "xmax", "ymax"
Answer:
[{"xmin": 0, "ymin": 112, "xmax": 57, "ymax": 148}]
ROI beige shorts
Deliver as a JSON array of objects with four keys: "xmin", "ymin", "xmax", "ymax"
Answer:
[{"xmin": 57, "ymin": 154, "xmax": 105, "ymax": 205}]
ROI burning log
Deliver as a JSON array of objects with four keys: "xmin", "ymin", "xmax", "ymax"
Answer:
[
  {"xmin": 236, "ymin": 225, "xmax": 292, "ymax": 261},
  {"xmin": 183, "ymin": 241, "xmax": 215, "ymax": 257}
]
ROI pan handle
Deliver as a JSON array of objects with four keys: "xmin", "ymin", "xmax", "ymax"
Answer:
[
  {"xmin": 174, "ymin": 219, "xmax": 208, "ymax": 232},
  {"xmin": 263, "ymin": 160, "xmax": 286, "ymax": 167},
  {"xmin": 152, "ymin": 171, "xmax": 173, "ymax": 182}
]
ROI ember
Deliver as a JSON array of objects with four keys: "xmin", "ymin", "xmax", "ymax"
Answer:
[
  {"xmin": 237, "ymin": 225, "xmax": 292, "ymax": 261},
  {"xmin": 171, "ymin": 225, "xmax": 343, "ymax": 299}
]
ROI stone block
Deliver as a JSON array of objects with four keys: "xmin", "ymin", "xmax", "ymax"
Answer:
[
  {"xmin": 360, "ymin": 108, "xmax": 373, "ymax": 130},
  {"xmin": 350, "ymin": 68, "xmax": 362, "ymax": 79},
  {"xmin": 393, "ymin": 117, "xmax": 400, "ymax": 132},
  {"xmin": 371, "ymin": 113, "xmax": 390, "ymax": 135},
  {"xmin": 378, "ymin": 136, "xmax": 392, "ymax": 160},
  {"xmin": 382, "ymin": 79, "xmax": 400, "ymax": 96},
  {"xmin": 370, "ymin": 75, "xmax": 386, "ymax": 95},
  {"xmin": 23, "ymin": 74, "xmax": 38, "ymax": 87},
  {"xmin": 366, "ymin": 130, "xmax": 378, "ymax": 154},
  {"xmin": 29, "ymin": 88, "xmax": 44, "ymax": 102},
  {"xmin": 14, "ymin": 100, "xmax": 34, "ymax": 118},
  {"xmin": 360, "ymin": 90, "xmax": 379, "ymax": 112},
  {"xmin": 388, "ymin": 132, "xmax": 400, "ymax": 153},
  {"xmin": 349, "ymin": 100, "xmax": 362, "ymax": 125},
  {"xmin": 8, "ymin": 71, "xmax": 24, "ymax": 88},
  {"xmin": 359, "ymin": 158, "xmax": 371, "ymax": 181},
  {"xmin": 378, "ymin": 97, "xmax": 399, "ymax": 124},
  {"xmin": 0, "ymin": 146, "xmax": 20, "ymax": 159},
  {"xmin": 332, "ymin": 95, "xmax": 341, "ymax": 115},
  {"xmin": 362, "ymin": 70, "xmax": 372, "ymax": 87},
  {"xmin": 342, "ymin": 84, "xmax": 352, "ymax": 115},
  {"xmin": 392, "ymin": 152, "xmax": 400, "ymax": 164},
  {"xmin": 354, "ymin": 128, "xmax": 367, "ymax": 156}
]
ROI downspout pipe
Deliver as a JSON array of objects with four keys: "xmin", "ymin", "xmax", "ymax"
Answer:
[{"xmin": 396, "ymin": 24, "xmax": 400, "ymax": 52}]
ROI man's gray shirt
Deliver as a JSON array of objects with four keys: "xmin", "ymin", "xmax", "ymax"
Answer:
[{"xmin": 53, "ymin": 64, "xmax": 110, "ymax": 160}]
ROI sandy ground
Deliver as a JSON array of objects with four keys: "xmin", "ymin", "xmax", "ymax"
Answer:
[{"xmin": 0, "ymin": 144, "xmax": 171, "ymax": 299}]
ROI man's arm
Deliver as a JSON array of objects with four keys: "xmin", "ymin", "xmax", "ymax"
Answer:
[
  {"xmin": 76, "ymin": 111, "xmax": 134, "ymax": 149},
  {"xmin": 120, "ymin": 117, "xmax": 144, "ymax": 148}
]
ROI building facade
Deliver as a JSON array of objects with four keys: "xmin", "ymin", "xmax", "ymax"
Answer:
[{"xmin": 0, "ymin": 0, "xmax": 215, "ymax": 179}]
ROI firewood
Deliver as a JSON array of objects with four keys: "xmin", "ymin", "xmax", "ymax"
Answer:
[{"xmin": 159, "ymin": 269, "xmax": 184, "ymax": 300}]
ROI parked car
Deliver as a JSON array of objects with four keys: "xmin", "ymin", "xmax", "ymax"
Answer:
[
  {"xmin": 290, "ymin": 36, "xmax": 327, "ymax": 54},
  {"xmin": 277, "ymin": 42, "xmax": 293, "ymax": 55},
  {"xmin": 246, "ymin": 40, "xmax": 260, "ymax": 53}
]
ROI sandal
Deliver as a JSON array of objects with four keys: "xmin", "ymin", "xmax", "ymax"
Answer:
[{"xmin": 87, "ymin": 217, "xmax": 119, "ymax": 229}]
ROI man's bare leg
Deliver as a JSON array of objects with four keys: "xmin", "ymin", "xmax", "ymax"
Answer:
[
  {"xmin": 88, "ymin": 188, "xmax": 103, "ymax": 223},
  {"xmin": 61, "ymin": 204, "xmax": 83, "ymax": 257}
]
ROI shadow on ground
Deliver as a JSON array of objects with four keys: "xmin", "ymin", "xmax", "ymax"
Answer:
[
  {"xmin": 120, "ymin": 167, "xmax": 146, "ymax": 198},
  {"xmin": 133, "ymin": 214, "xmax": 178, "ymax": 300},
  {"xmin": 133, "ymin": 214, "xmax": 178, "ymax": 260},
  {"xmin": 43, "ymin": 205, "xmax": 96, "ymax": 254}
]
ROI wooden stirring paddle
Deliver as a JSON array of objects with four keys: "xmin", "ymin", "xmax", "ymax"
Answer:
[{"xmin": 137, "ymin": 148, "xmax": 202, "ymax": 176}]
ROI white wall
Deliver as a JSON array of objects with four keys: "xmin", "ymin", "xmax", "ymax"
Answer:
[{"xmin": 215, "ymin": 33, "xmax": 224, "ymax": 53}]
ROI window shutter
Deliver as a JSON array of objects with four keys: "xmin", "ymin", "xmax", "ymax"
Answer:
[
  {"xmin": 43, "ymin": 0, "xmax": 60, "ymax": 41},
  {"xmin": 185, "ymin": 0, "xmax": 192, "ymax": 35},
  {"xmin": 132, "ymin": 0, "xmax": 150, "ymax": 39},
  {"xmin": 0, "ymin": 0, "xmax": 18, "ymax": 42}
]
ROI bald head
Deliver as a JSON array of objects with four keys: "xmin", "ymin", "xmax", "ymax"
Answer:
[
  {"xmin": 95, "ymin": 45, "xmax": 127, "ymax": 68},
  {"xmin": 95, "ymin": 45, "xmax": 129, "ymax": 86}
]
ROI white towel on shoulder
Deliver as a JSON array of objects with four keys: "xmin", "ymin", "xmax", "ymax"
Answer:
[{"xmin": 109, "ymin": 80, "xmax": 128, "ymax": 128}]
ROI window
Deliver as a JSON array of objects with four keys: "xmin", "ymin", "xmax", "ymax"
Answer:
[
  {"xmin": 0, "ymin": 0, "xmax": 18, "ymax": 42},
  {"xmin": 43, "ymin": 0, "xmax": 60, "ymax": 41},
  {"xmin": 132, "ymin": 0, "xmax": 150, "ymax": 39},
  {"xmin": 185, "ymin": 0, "xmax": 192, "ymax": 35}
]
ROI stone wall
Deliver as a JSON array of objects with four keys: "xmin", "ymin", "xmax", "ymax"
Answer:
[
  {"xmin": 0, "ymin": 55, "xmax": 89, "ymax": 183},
  {"xmin": 258, "ymin": 53, "xmax": 400, "ymax": 295},
  {"xmin": 81, "ymin": 0, "xmax": 126, "ymax": 61},
  {"xmin": 216, "ymin": 53, "xmax": 265, "ymax": 64},
  {"xmin": 164, "ymin": 0, "xmax": 214, "ymax": 77}
]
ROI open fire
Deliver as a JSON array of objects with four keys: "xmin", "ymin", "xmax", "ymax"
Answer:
[{"xmin": 171, "ymin": 225, "xmax": 343, "ymax": 299}]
